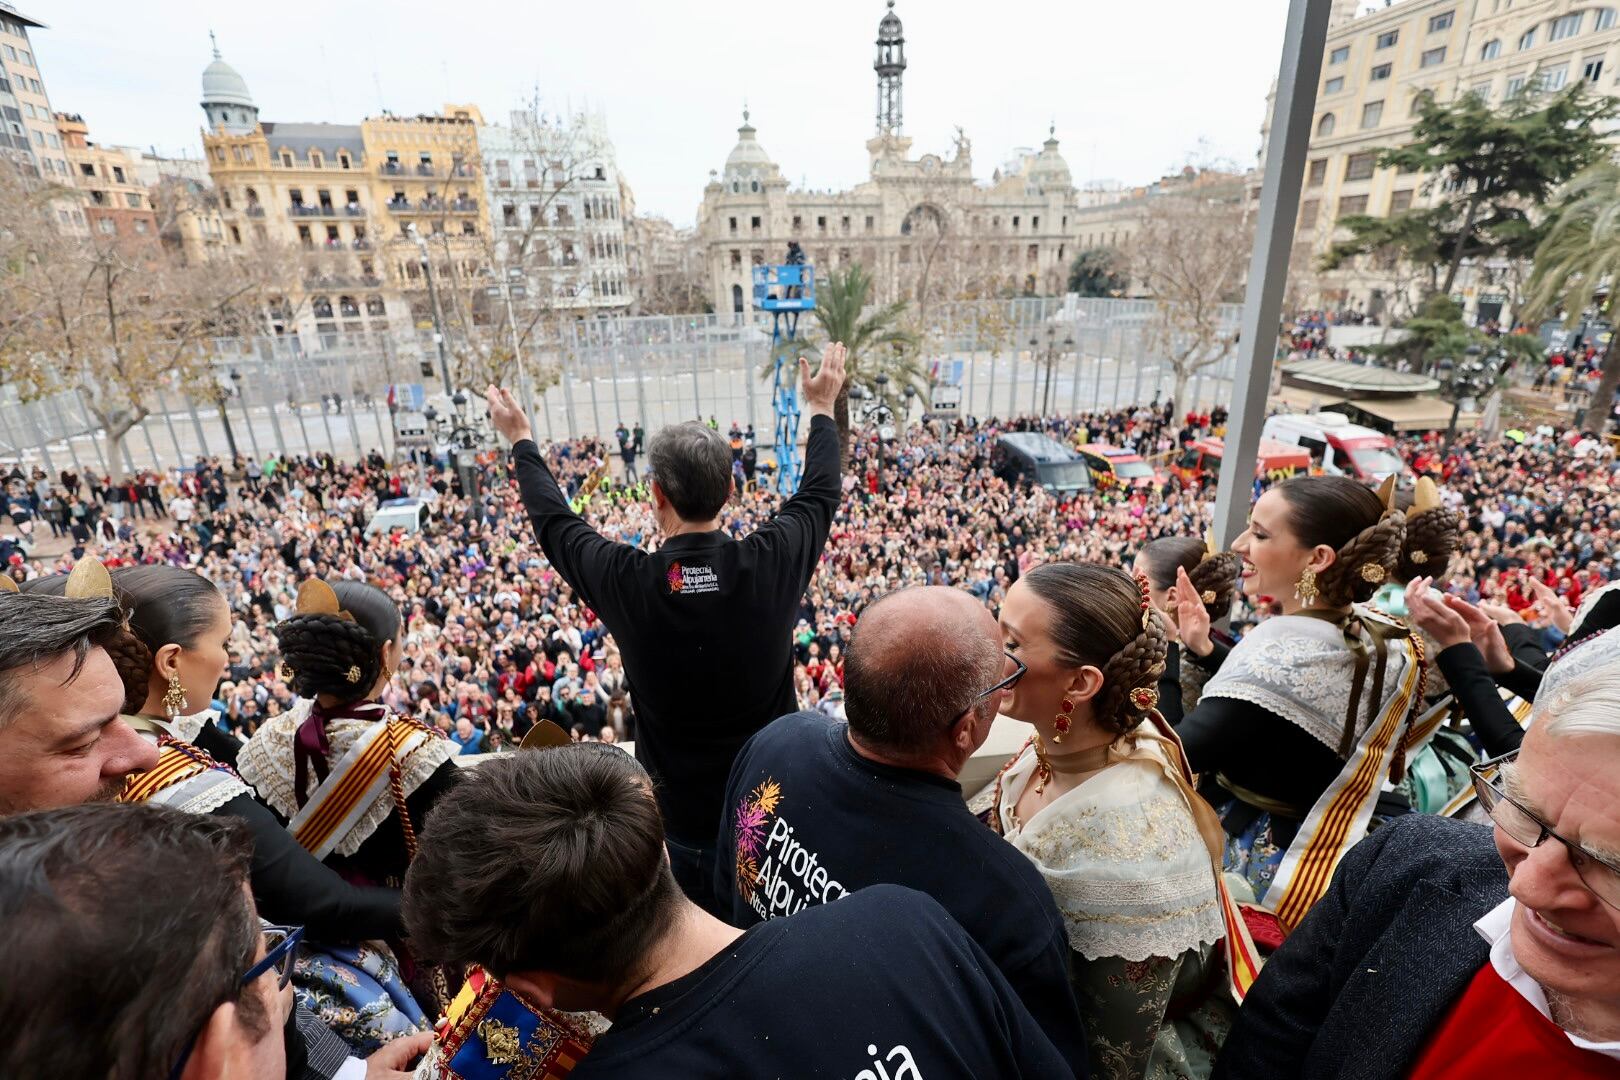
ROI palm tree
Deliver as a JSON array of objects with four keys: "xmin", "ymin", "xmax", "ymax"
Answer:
[
  {"xmin": 767, "ymin": 263, "xmax": 919, "ymax": 465},
  {"xmin": 1525, "ymin": 159, "xmax": 1620, "ymax": 432}
]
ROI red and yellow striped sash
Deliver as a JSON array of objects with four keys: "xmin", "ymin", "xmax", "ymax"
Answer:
[{"xmin": 120, "ymin": 744, "xmax": 214, "ymax": 805}]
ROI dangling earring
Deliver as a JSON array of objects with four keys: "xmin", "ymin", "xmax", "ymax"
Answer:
[
  {"xmin": 1053, "ymin": 697, "xmax": 1074, "ymax": 744},
  {"xmin": 1294, "ymin": 566, "xmax": 1319, "ymax": 607},
  {"xmin": 381, "ymin": 666, "xmax": 395, "ymax": 686},
  {"xmin": 163, "ymin": 673, "xmax": 189, "ymax": 720}
]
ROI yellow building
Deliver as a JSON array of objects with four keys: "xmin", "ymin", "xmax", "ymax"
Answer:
[
  {"xmin": 1284, "ymin": 0, "xmax": 1620, "ymax": 323},
  {"xmin": 199, "ymin": 40, "xmax": 487, "ymax": 340}
]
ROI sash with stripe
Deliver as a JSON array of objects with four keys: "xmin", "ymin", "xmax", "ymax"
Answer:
[
  {"xmin": 120, "ymin": 737, "xmax": 249, "ymax": 812},
  {"xmin": 430, "ymin": 966, "xmax": 594, "ymax": 1080},
  {"xmin": 287, "ymin": 719, "xmax": 427, "ymax": 861},
  {"xmin": 1440, "ymin": 687, "xmax": 1534, "ymax": 819},
  {"xmin": 1266, "ymin": 635, "xmax": 1424, "ymax": 933}
]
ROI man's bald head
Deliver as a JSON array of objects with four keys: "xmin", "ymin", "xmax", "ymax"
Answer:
[{"xmin": 843, "ymin": 587, "xmax": 1003, "ymax": 754}]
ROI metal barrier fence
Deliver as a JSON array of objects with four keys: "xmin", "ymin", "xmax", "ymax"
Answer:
[{"xmin": 0, "ymin": 297, "xmax": 1242, "ymax": 473}]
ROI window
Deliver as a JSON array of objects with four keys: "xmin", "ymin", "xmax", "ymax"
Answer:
[
  {"xmin": 1421, "ymin": 46, "xmax": 1446, "ymax": 67},
  {"xmin": 1325, "ymin": 76, "xmax": 1345, "ymax": 93},
  {"xmin": 728, "ymin": 215, "xmax": 737, "ymax": 233},
  {"xmin": 1519, "ymin": 28, "xmax": 1536, "ymax": 50},
  {"xmin": 1371, "ymin": 63, "xmax": 1392, "ymax": 80},
  {"xmin": 1, "ymin": 44, "xmax": 13, "ymax": 60},
  {"xmin": 1330, "ymin": 45, "xmax": 1351, "ymax": 63},
  {"xmin": 1472, "ymin": 81, "xmax": 1494, "ymax": 100},
  {"xmin": 1506, "ymin": 74, "xmax": 1527, "ymax": 95},
  {"xmin": 1338, "ymin": 194, "xmax": 1370, "ymax": 217},
  {"xmin": 1389, "ymin": 189, "xmax": 1414, "ymax": 212},
  {"xmin": 1411, "ymin": 90, "xmax": 1434, "ymax": 115},
  {"xmin": 309, "ymin": 151, "xmax": 322, "ymax": 168},
  {"xmin": 1585, "ymin": 57, "xmax": 1605, "ymax": 84},
  {"xmin": 1550, "ymin": 13, "xmax": 1581, "ymax": 41},
  {"xmin": 1428, "ymin": 10, "xmax": 1454, "ymax": 31},
  {"xmin": 1361, "ymin": 100, "xmax": 1384, "ymax": 128},
  {"xmin": 816, "ymin": 215, "xmax": 827, "ymax": 231},
  {"xmin": 1376, "ymin": 30, "xmax": 1399, "ymax": 49},
  {"xmin": 1481, "ymin": 39, "xmax": 1501, "ymax": 60},
  {"xmin": 112, "ymin": 165, "xmax": 125, "ymax": 183},
  {"xmin": 1318, "ymin": 112, "xmax": 1337, "ymax": 136},
  {"xmin": 1598, "ymin": 8, "xmax": 1617, "ymax": 31},
  {"xmin": 97, "ymin": 217, "xmax": 115, "ymax": 235},
  {"xmin": 865, "ymin": 215, "xmax": 874, "ymax": 231},
  {"xmin": 1308, "ymin": 158, "xmax": 1328, "ymax": 185},
  {"xmin": 750, "ymin": 215, "xmax": 761, "ymax": 230},
  {"xmin": 19, "ymin": 49, "xmax": 31, "ymax": 66},
  {"xmin": 1538, "ymin": 63, "xmax": 1568, "ymax": 90},
  {"xmin": 125, "ymin": 193, "xmax": 141, "ymax": 208},
  {"xmin": 1345, "ymin": 151, "xmax": 1376, "ymax": 180},
  {"xmin": 730, "ymin": 249, "xmax": 741, "ymax": 268},
  {"xmin": 281, "ymin": 151, "xmax": 293, "ymax": 167},
  {"xmin": 79, "ymin": 162, "xmax": 94, "ymax": 178},
  {"xmin": 791, "ymin": 215, "xmax": 802, "ymax": 231}
]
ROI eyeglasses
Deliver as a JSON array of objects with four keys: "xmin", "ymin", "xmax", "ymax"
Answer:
[
  {"xmin": 1471, "ymin": 752, "xmax": 1620, "ymax": 911},
  {"xmin": 168, "ymin": 923, "xmax": 304, "ymax": 1080},
  {"xmin": 955, "ymin": 652, "xmax": 1026, "ymax": 723}
]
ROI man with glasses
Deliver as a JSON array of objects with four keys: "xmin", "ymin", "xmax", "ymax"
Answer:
[
  {"xmin": 1213, "ymin": 658, "xmax": 1620, "ymax": 1079},
  {"xmin": 712, "ymin": 585, "xmax": 1087, "ymax": 1075}
]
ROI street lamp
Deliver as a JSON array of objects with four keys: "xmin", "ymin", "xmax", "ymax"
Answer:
[
  {"xmin": 216, "ymin": 370, "xmax": 240, "ymax": 461},
  {"xmin": 1030, "ymin": 325, "xmax": 1075, "ymax": 417},
  {"xmin": 1439, "ymin": 343, "xmax": 1500, "ymax": 451},
  {"xmin": 423, "ymin": 389, "xmax": 496, "ymax": 523},
  {"xmin": 408, "ymin": 224, "xmax": 455, "ymax": 397}
]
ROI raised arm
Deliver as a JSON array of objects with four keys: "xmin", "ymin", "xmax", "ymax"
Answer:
[
  {"xmin": 748, "ymin": 343, "xmax": 846, "ymax": 586},
  {"xmin": 487, "ymin": 385, "xmax": 634, "ymax": 617}
]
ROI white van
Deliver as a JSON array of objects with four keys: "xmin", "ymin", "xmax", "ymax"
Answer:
[{"xmin": 1263, "ymin": 412, "xmax": 1405, "ymax": 483}]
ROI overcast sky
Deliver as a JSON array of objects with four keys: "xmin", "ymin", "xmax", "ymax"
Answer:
[{"xmin": 27, "ymin": 0, "xmax": 1291, "ymax": 226}]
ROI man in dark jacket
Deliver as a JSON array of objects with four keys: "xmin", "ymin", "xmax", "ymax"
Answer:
[
  {"xmin": 1215, "ymin": 658, "xmax": 1620, "ymax": 1079},
  {"xmin": 487, "ymin": 342, "xmax": 846, "ymax": 910}
]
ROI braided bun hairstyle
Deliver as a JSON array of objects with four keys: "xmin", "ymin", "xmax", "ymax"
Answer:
[
  {"xmin": 275, "ymin": 580, "xmax": 400, "ymax": 703},
  {"xmin": 1274, "ymin": 476, "xmax": 1406, "ymax": 607},
  {"xmin": 1138, "ymin": 536, "xmax": 1241, "ymax": 621},
  {"xmin": 1394, "ymin": 488, "xmax": 1462, "ymax": 584},
  {"xmin": 24, "ymin": 565, "xmax": 225, "ymax": 714},
  {"xmin": 1022, "ymin": 563, "xmax": 1170, "ymax": 737}
]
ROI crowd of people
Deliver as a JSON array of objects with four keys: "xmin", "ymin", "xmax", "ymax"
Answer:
[{"xmin": 3, "ymin": 335, "xmax": 1620, "ymax": 1079}]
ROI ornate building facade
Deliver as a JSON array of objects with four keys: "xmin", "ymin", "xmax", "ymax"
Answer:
[{"xmin": 696, "ymin": 3, "xmax": 1086, "ymax": 315}]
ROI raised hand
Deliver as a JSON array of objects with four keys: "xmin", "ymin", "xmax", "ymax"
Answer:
[
  {"xmin": 1450, "ymin": 595, "xmax": 1517, "ymax": 674},
  {"xmin": 1404, "ymin": 576, "xmax": 1471, "ymax": 651},
  {"xmin": 800, "ymin": 341, "xmax": 848, "ymax": 419},
  {"xmin": 484, "ymin": 384, "xmax": 533, "ymax": 446},
  {"xmin": 1174, "ymin": 565, "xmax": 1213, "ymax": 657},
  {"xmin": 1526, "ymin": 578, "xmax": 1574, "ymax": 634}
]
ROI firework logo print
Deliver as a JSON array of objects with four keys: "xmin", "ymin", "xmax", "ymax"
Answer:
[{"xmin": 733, "ymin": 777, "xmax": 781, "ymax": 903}]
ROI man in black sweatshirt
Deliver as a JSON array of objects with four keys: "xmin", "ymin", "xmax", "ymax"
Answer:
[{"xmin": 486, "ymin": 341, "xmax": 844, "ymax": 910}]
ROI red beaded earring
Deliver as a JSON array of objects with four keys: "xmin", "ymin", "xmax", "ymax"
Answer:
[{"xmin": 1054, "ymin": 696, "xmax": 1074, "ymax": 742}]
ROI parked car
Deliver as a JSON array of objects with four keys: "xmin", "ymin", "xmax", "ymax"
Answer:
[
  {"xmin": 1075, "ymin": 443, "xmax": 1158, "ymax": 490},
  {"xmin": 992, "ymin": 433, "xmax": 1094, "ymax": 495}
]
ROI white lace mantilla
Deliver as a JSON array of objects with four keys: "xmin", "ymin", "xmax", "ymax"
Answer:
[
  {"xmin": 1200, "ymin": 608, "xmax": 1413, "ymax": 754},
  {"xmin": 237, "ymin": 699, "xmax": 455, "ymax": 857},
  {"xmin": 998, "ymin": 743, "xmax": 1225, "ymax": 962},
  {"xmin": 148, "ymin": 767, "xmax": 252, "ymax": 816}
]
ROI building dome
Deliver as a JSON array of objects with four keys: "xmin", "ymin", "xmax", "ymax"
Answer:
[
  {"xmin": 877, "ymin": 0, "xmax": 903, "ymax": 42},
  {"xmin": 1029, "ymin": 125, "xmax": 1073, "ymax": 191},
  {"xmin": 724, "ymin": 109, "xmax": 775, "ymax": 174},
  {"xmin": 202, "ymin": 47, "xmax": 254, "ymax": 108}
]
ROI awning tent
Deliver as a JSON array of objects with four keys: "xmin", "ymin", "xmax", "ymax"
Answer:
[{"xmin": 1344, "ymin": 395, "xmax": 1476, "ymax": 433}]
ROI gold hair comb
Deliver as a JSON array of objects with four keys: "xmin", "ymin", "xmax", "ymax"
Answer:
[
  {"xmin": 64, "ymin": 557, "xmax": 114, "ymax": 600},
  {"xmin": 295, "ymin": 580, "xmax": 355, "ymax": 622}
]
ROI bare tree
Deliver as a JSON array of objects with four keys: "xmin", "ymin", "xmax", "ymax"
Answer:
[
  {"xmin": 0, "ymin": 164, "xmax": 282, "ymax": 479},
  {"xmin": 1124, "ymin": 185, "xmax": 1251, "ymax": 409}
]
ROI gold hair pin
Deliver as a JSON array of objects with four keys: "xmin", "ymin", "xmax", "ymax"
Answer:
[{"xmin": 64, "ymin": 557, "xmax": 114, "ymax": 600}]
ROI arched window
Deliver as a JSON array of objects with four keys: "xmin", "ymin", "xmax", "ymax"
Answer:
[
  {"xmin": 1480, "ymin": 39, "xmax": 1501, "ymax": 60},
  {"xmin": 751, "ymin": 180, "xmax": 760, "ymax": 192},
  {"xmin": 732, "ymin": 283, "xmax": 744, "ymax": 312},
  {"xmin": 1317, "ymin": 112, "xmax": 1337, "ymax": 137}
]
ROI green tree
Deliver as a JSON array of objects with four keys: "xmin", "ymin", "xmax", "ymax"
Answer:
[
  {"xmin": 1524, "ymin": 159, "xmax": 1620, "ymax": 432},
  {"xmin": 767, "ymin": 263, "xmax": 917, "ymax": 465},
  {"xmin": 1067, "ymin": 247, "xmax": 1126, "ymax": 297},
  {"xmin": 1324, "ymin": 85, "xmax": 1616, "ymax": 297}
]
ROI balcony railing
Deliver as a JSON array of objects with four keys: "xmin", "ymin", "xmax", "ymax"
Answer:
[
  {"xmin": 289, "ymin": 205, "xmax": 340, "ymax": 218},
  {"xmin": 380, "ymin": 162, "xmax": 405, "ymax": 175},
  {"xmin": 415, "ymin": 163, "xmax": 435, "ymax": 176},
  {"xmin": 344, "ymin": 205, "xmax": 365, "ymax": 217},
  {"xmin": 244, "ymin": 205, "xmax": 266, "ymax": 218},
  {"xmin": 383, "ymin": 198, "xmax": 480, "ymax": 215},
  {"xmin": 352, "ymin": 238, "xmax": 372, "ymax": 250}
]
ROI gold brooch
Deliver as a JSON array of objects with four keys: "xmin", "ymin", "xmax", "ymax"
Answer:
[
  {"xmin": 345, "ymin": 665, "xmax": 363, "ymax": 683},
  {"xmin": 1410, "ymin": 551, "xmax": 1428, "ymax": 564},
  {"xmin": 1201, "ymin": 589, "xmax": 1216, "ymax": 604},
  {"xmin": 1129, "ymin": 686, "xmax": 1159, "ymax": 711},
  {"xmin": 477, "ymin": 1017, "xmax": 526, "ymax": 1066},
  {"xmin": 278, "ymin": 661, "xmax": 296, "ymax": 681},
  {"xmin": 1360, "ymin": 563, "xmax": 1387, "ymax": 584}
]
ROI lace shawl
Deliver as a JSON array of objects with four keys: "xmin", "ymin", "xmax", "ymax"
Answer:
[
  {"xmin": 1200, "ymin": 608, "xmax": 1414, "ymax": 755},
  {"xmin": 238, "ymin": 699, "xmax": 456, "ymax": 857},
  {"xmin": 997, "ymin": 744, "xmax": 1225, "ymax": 962}
]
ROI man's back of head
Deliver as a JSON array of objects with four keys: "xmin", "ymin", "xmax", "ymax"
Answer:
[
  {"xmin": 842, "ymin": 587, "xmax": 1005, "ymax": 768},
  {"xmin": 404, "ymin": 744, "xmax": 683, "ymax": 1000},
  {"xmin": 0, "ymin": 802, "xmax": 276, "ymax": 1079},
  {"xmin": 645, "ymin": 422, "xmax": 733, "ymax": 524}
]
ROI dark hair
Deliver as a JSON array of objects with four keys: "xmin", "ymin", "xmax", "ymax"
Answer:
[
  {"xmin": 1393, "ymin": 492, "xmax": 1462, "ymax": 584},
  {"xmin": 1138, "ymin": 537, "xmax": 1240, "ymax": 621},
  {"xmin": 28, "ymin": 566, "xmax": 226, "ymax": 713},
  {"xmin": 842, "ymin": 588, "xmax": 1003, "ymax": 751},
  {"xmin": 403, "ymin": 745, "xmax": 680, "ymax": 985},
  {"xmin": 275, "ymin": 581, "xmax": 401, "ymax": 702},
  {"xmin": 646, "ymin": 421, "xmax": 733, "ymax": 521},
  {"xmin": 1022, "ymin": 563, "xmax": 1169, "ymax": 736},
  {"xmin": 0, "ymin": 803, "xmax": 262, "ymax": 1080},
  {"xmin": 0, "ymin": 593, "xmax": 124, "ymax": 730},
  {"xmin": 1273, "ymin": 475, "xmax": 1405, "ymax": 606}
]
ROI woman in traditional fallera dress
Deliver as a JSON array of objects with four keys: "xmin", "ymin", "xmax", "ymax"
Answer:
[
  {"xmin": 988, "ymin": 563, "xmax": 1258, "ymax": 1080},
  {"xmin": 238, "ymin": 578, "xmax": 461, "ymax": 1050},
  {"xmin": 1169, "ymin": 475, "xmax": 1430, "ymax": 933},
  {"xmin": 1133, "ymin": 536, "xmax": 1242, "ymax": 723}
]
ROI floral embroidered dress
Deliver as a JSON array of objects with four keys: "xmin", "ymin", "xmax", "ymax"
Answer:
[{"xmin": 993, "ymin": 735, "xmax": 1233, "ymax": 1080}]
